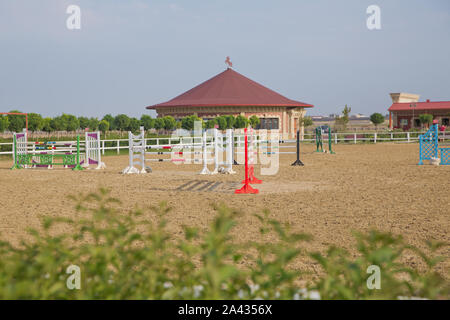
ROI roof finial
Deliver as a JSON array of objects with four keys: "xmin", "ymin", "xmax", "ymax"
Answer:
[{"xmin": 225, "ymin": 56, "xmax": 233, "ymax": 69}]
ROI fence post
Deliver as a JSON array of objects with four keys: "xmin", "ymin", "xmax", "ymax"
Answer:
[
  {"xmin": 374, "ymin": 132, "xmax": 377, "ymax": 144},
  {"xmin": 117, "ymin": 140, "xmax": 120, "ymax": 154},
  {"xmin": 102, "ymin": 140, "xmax": 105, "ymax": 155},
  {"xmin": 391, "ymin": 133, "xmax": 393, "ymax": 141},
  {"xmin": 407, "ymin": 132, "xmax": 410, "ymax": 142},
  {"xmin": 334, "ymin": 133, "xmax": 337, "ymax": 144},
  {"xmin": 354, "ymin": 133, "xmax": 357, "ymax": 144}
]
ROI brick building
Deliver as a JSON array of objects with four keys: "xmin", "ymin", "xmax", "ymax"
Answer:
[
  {"xmin": 146, "ymin": 67, "xmax": 313, "ymax": 138},
  {"xmin": 388, "ymin": 93, "xmax": 450, "ymax": 130}
]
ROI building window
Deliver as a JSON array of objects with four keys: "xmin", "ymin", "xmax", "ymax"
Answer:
[
  {"xmin": 443, "ymin": 118, "xmax": 449, "ymax": 126},
  {"xmin": 259, "ymin": 118, "xmax": 279, "ymax": 130},
  {"xmin": 400, "ymin": 119, "xmax": 408, "ymax": 126}
]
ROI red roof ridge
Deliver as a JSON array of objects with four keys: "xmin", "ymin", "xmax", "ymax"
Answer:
[{"xmin": 394, "ymin": 100, "xmax": 450, "ymax": 104}]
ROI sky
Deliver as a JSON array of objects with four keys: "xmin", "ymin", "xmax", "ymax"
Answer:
[{"xmin": 1, "ymin": 0, "xmax": 449, "ymax": 118}]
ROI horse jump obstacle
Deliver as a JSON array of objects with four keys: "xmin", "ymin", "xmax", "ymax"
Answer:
[
  {"xmin": 122, "ymin": 127, "xmax": 235, "ymax": 174},
  {"xmin": 84, "ymin": 132, "xmax": 106, "ymax": 169},
  {"xmin": 315, "ymin": 127, "xmax": 335, "ymax": 154},
  {"xmin": 418, "ymin": 123, "xmax": 450, "ymax": 165},
  {"xmin": 11, "ymin": 130, "xmax": 105, "ymax": 170},
  {"xmin": 234, "ymin": 129, "xmax": 303, "ymax": 167},
  {"xmin": 199, "ymin": 129, "xmax": 235, "ymax": 175}
]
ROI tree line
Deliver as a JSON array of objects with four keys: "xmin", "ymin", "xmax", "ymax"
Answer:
[{"xmin": 0, "ymin": 111, "xmax": 263, "ymax": 133}]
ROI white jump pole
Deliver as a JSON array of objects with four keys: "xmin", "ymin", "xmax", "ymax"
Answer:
[
  {"xmin": 211, "ymin": 129, "xmax": 220, "ymax": 174},
  {"xmin": 199, "ymin": 130, "xmax": 211, "ymax": 175}
]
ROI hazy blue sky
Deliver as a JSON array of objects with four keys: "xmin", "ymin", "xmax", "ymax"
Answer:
[{"xmin": 1, "ymin": 0, "xmax": 449, "ymax": 118}]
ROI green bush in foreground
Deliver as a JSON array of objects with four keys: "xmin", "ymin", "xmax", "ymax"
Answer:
[{"xmin": 0, "ymin": 189, "xmax": 447, "ymax": 299}]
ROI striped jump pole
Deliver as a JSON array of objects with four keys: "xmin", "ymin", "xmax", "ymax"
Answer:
[
  {"xmin": 199, "ymin": 130, "xmax": 211, "ymax": 175},
  {"xmin": 235, "ymin": 128, "xmax": 259, "ymax": 194}
]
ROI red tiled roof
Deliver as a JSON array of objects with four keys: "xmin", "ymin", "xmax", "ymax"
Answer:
[
  {"xmin": 388, "ymin": 101, "xmax": 450, "ymax": 111},
  {"xmin": 147, "ymin": 68, "xmax": 313, "ymax": 109}
]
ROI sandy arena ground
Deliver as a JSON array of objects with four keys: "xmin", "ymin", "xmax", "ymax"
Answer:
[{"xmin": 0, "ymin": 143, "xmax": 449, "ymax": 280}]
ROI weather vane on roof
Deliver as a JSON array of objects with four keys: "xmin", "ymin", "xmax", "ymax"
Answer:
[{"xmin": 225, "ymin": 56, "xmax": 233, "ymax": 68}]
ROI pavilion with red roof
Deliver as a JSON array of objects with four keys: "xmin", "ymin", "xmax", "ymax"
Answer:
[
  {"xmin": 146, "ymin": 66, "xmax": 313, "ymax": 138},
  {"xmin": 388, "ymin": 93, "xmax": 450, "ymax": 130}
]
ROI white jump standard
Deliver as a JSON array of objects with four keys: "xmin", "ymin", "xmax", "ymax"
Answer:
[{"xmin": 122, "ymin": 127, "xmax": 149, "ymax": 174}]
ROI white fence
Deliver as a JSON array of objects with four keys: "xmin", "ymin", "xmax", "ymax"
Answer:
[{"xmin": 1, "ymin": 131, "xmax": 448, "ymax": 156}]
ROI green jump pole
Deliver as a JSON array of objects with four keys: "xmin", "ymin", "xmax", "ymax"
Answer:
[
  {"xmin": 10, "ymin": 134, "xmax": 21, "ymax": 170},
  {"xmin": 328, "ymin": 127, "xmax": 335, "ymax": 154},
  {"xmin": 315, "ymin": 127, "xmax": 323, "ymax": 153},
  {"xmin": 72, "ymin": 135, "xmax": 84, "ymax": 171}
]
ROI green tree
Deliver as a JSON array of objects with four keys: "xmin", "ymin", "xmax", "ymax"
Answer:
[
  {"xmin": 154, "ymin": 118, "xmax": 165, "ymax": 130},
  {"xmin": 114, "ymin": 114, "xmax": 131, "ymax": 131},
  {"xmin": 0, "ymin": 115, "xmax": 9, "ymax": 132},
  {"xmin": 141, "ymin": 115, "xmax": 155, "ymax": 130},
  {"xmin": 234, "ymin": 115, "xmax": 248, "ymax": 129},
  {"xmin": 249, "ymin": 115, "xmax": 260, "ymax": 128},
  {"xmin": 27, "ymin": 113, "xmax": 44, "ymax": 132},
  {"xmin": 98, "ymin": 120, "xmax": 110, "ymax": 133},
  {"xmin": 102, "ymin": 114, "xmax": 116, "ymax": 130},
  {"xmin": 61, "ymin": 114, "xmax": 79, "ymax": 132},
  {"xmin": 419, "ymin": 114, "xmax": 433, "ymax": 128},
  {"xmin": 163, "ymin": 116, "xmax": 177, "ymax": 130},
  {"xmin": 335, "ymin": 105, "xmax": 352, "ymax": 130},
  {"xmin": 204, "ymin": 118, "xmax": 217, "ymax": 129},
  {"xmin": 78, "ymin": 117, "xmax": 90, "ymax": 129},
  {"xmin": 88, "ymin": 118, "xmax": 99, "ymax": 131},
  {"xmin": 225, "ymin": 115, "xmax": 235, "ymax": 129},
  {"xmin": 216, "ymin": 116, "xmax": 227, "ymax": 130},
  {"xmin": 128, "ymin": 117, "xmax": 141, "ymax": 132},
  {"xmin": 370, "ymin": 113, "xmax": 385, "ymax": 129},
  {"xmin": 181, "ymin": 115, "xmax": 202, "ymax": 131},
  {"xmin": 50, "ymin": 116, "xmax": 66, "ymax": 131},
  {"xmin": 7, "ymin": 110, "xmax": 26, "ymax": 132},
  {"xmin": 42, "ymin": 117, "xmax": 52, "ymax": 132},
  {"xmin": 300, "ymin": 116, "xmax": 313, "ymax": 128}
]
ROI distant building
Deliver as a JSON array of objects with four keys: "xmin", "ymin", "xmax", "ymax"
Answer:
[
  {"xmin": 146, "ymin": 67, "xmax": 313, "ymax": 138},
  {"xmin": 388, "ymin": 93, "xmax": 450, "ymax": 129}
]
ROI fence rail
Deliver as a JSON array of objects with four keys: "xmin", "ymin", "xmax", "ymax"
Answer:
[{"xmin": 1, "ymin": 131, "xmax": 448, "ymax": 156}]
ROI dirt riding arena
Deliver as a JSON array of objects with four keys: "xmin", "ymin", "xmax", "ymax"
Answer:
[{"xmin": 0, "ymin": 143, "xmax": 449, "ymax": 279}]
